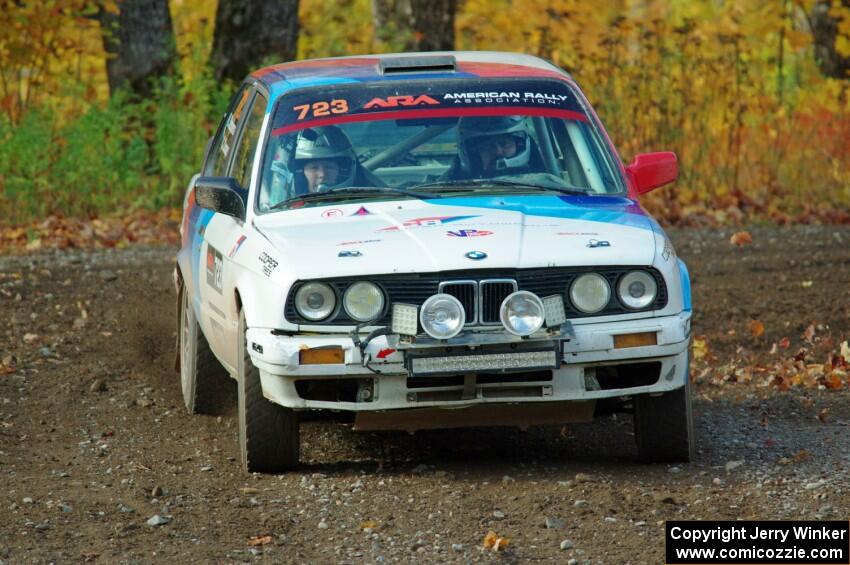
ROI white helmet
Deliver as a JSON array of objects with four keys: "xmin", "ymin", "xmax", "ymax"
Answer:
[
  {"xmin": 291, "ymin": 126, "xmax": 357, "ymax": 189},
  {"xmin": 457, "ymin": 116, "xmax": 531, "ymax": 176}
]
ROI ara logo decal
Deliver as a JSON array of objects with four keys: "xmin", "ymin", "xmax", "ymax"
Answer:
[
  {"xmin": 338, "ymin": 250, "xmax": 362, "ymax": 257},
  {"xmin": 364, "ymin": 95, "xmax": 440, "ymax": 109},
  {"xmin": 447, "ymin": 229, "xmax": 493, "ymax": 237},
  {"xmin": 352, "ymin": 206, "xmax": 372, "ymax": 216},
  {"xmin": 206, "ymin": 245, "xmax": 223, "ymax": 293},
  {"xmin": 587, "ymin": 239, "xmax": 611, "ymax": 248},
  {"xmin": 378, "ymin": 215, "xmax": 478, "ymax": 232},
  {"xmin": 322, "ymin": 208, "xmax": 344, "ymax": 218},
  {"xmin": 228, "ymin": 235, "xmax": 247, "ymax": 258}
]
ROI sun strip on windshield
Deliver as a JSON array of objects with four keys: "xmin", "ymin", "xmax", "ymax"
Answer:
[{"xmin": 271, "ymin": 106, "xmax": 588, "ymax": 136}]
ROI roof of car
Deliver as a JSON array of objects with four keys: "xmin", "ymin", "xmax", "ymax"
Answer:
[{"xmin": 251, "ymin": 51, "xmax": 571, "ymax": 98}]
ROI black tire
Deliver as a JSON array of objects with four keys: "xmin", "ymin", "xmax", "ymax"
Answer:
[
  {"xmin": 634, "ymin": 380, "xmax": 694, "ymax": 463},
  {"xmin": 178, "ymin": 283, "xmax": 229, "ymax": 414},
  {"xmin": 237, "ymin": 310, "xmax": 299, "ymax": 472}
]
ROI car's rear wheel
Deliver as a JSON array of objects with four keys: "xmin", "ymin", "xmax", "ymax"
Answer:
[
  {"xmin": 634, "ymin": 380, "xmax": 694, "ymax": 463},
  {"xmin": 178, "ymin": 282, "xmax": 228, "ymax": 414},
  {"xmin": 237, "ymin": 310, "xmax": 299, "ymax": 472}
]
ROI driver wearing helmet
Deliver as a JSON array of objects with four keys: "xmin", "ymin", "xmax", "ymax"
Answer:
[
  {"xmin": 263, "ymin": 125, "xmax": 380, "ymax": 208},
  {"xmin": 442, "ymin": 116, "xmax": 543, "ymax": 180},
  {"xmin": 292, "ymin": 126, "xmax": 359, "ymax": 193}
]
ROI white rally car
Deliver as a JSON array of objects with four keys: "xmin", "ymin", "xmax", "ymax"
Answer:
[{"xmin": 175, "ymin": 52, "xmax": 694, "ymax": 472}]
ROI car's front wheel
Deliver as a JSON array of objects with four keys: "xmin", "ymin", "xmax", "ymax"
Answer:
[
  {"xmin": 237, "ymin": 310, "xmax": 300, "ymax": 472},
  {"xmin": 178, "ymin": 282, "xmax": 228, "ymax": 414},
  {"xmin": 634, "ymin": 380, "xmax": 694, "ymax": 463}
]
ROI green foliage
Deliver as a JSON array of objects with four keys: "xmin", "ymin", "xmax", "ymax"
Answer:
[{"xmin": 0, "ymin": 67, "xmax": 228, "ymax": 224}]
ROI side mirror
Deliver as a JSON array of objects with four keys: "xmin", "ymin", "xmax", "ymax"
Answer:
[
  {"xmin": 194, "ymin": 177, "xmax": 247, "ymax": 221},
  {"xmin": 626, "ymin": 152, "xmax": 678, "ymax": 195}
]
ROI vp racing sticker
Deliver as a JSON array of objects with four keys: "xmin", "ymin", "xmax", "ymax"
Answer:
[
  {"xmin": 447, "ymin": 229, "xmax": 493, "ymax": 237},
  {"xmin": 206, "ymin": 245, "xmax": 223, "ymax": 293},
  {"xmin": 258, "ymin": 252, "xmax": 278, "ymax": 276}
]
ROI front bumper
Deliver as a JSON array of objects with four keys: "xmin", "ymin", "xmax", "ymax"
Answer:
[{"xmin": 247, "ymin": 311, "xmax": 692, "ymax": 413}]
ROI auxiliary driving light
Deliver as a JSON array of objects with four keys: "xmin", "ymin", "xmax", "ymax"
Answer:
[
  {"xmin": 391, "ymin": 303, "xmax": 419, "ymax": 336},
  {"xmin": 542, "ymin": 294, "xmax": 567, "ymax": 327},
  {"xmin": 499, "ymin": 291, "xmax": 545, "ymax": 336},
  {"xmin": 419, "ymin": 293, "xmax": 465, "ymax": 339}
]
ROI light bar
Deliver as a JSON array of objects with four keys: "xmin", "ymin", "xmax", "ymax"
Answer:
[
  {"xmin": 409, "ymin": 350, "xmax": 558, "ymax": 376},
  {"xmin": 542, "ymin": 295, "xmax": 567, "ymax": 327},
  {"xmin": 391, "ymin": 303, "xmax": 418, "ymax": 336}
]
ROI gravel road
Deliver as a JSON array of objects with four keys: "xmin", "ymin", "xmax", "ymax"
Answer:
[{"xmin": 1, "ymin": 225, "xmax": 849, "ymax": 564}]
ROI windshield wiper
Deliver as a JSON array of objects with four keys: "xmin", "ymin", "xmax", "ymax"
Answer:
[
  {"xmin": 269, "ymin": 186, "xmax": 440, "ymax": 210},
  {"xmin": 413, "ymin": 178, "xmax": 590, "ymax": 196}
]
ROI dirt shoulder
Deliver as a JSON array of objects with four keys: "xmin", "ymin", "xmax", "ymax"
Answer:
[{"xmin": 1, "ymin": 225, "xmax": 849, "ymax": 564}]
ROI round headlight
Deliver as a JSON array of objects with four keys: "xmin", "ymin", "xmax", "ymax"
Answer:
[
  {"xmin": 618, "ymin": 270, "xmax": 657, "ymax": 310},
  {"xmin": 419, "ymin": 293, "xmax": 465, "ymax": 339},
  {"xmin": 569, "ymin": 273, "xmax": 611, "ymax": 314},
  {"xmin": 343, "ymin": 281, "xmax": 385, "ymax": 322},
  {"xmin": 295, "ymin": 282, "xmax": 336, "ymax": 321},
  {"xmin": 500, "ymin": 291, "xmax": 545, "ymax": 336}
]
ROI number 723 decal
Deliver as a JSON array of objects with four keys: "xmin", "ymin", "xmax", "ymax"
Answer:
[{"xmin": 293, "ymin": 99, "xmax": 349, "ymax": 120}]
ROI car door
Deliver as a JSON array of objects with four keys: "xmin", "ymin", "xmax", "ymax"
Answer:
[{"xmin": 200, "ymin": 86, "xmax": 268, "ymax": 371}]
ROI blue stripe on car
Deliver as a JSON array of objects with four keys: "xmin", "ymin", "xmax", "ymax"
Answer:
[{"xmin": 421, "ymin": 195, "xmax": 655, "ymax": 230}]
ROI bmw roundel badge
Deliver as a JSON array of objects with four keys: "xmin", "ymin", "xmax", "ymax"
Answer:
[{"xmin": 465, "ymin": 250, "xmax": 487, "ymax": 260}]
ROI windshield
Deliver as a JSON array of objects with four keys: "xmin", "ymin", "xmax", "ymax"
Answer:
[{"xmin": 257, "ymin": 78, "xmax": 624, "ymax": 212}]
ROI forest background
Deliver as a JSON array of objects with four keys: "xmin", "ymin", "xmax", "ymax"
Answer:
[{"xmin": 1, "ymin": 0, "xmax": 850, "ymax": 248}]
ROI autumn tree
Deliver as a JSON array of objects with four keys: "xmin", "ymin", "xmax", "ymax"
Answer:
[
  {"xmin": 372, "ymin": 0, "xmax": 457, "ymax": 51},
  {"xmin": 98, "ymin": 0, "xmax": 177, "ymax": 98},
  {"xmin": 211, "ymin": 0, "xmax": 299, "ymax": 83},
  {"xmin": 809, "ymin": 0, "xmax": 850, "ymax": 78}
]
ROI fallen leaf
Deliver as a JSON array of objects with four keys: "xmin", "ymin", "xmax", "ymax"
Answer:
[
  {"xmin": 692, "ymin": 336, "xmax": 708, "ymax": 361},
  {"xmin": 818, "ymin": 408, "xmax": 830, "ymax": 422},
  {"xmin": 801, "ymin": 280, "xmax": 813, "ymax": 288},
  {"xmin": 823, "ymin": 374, "xmax": 843, "ymax": 390},
  {"xmin": 240, "ymin": 487, "xmax": 260, "ymax": 494},
  {"xmin": 247, "ymin": 535, "xmax": 272, "ymax": 547},
  {"xmin": 361, "ymin": 520, "xmax": 379, "ymax": 531},
  {"xmin": 23, "ymin": 333, "xmax": 39, "ymax": 343},
  {"xmin": 778, "ymin": 337, "xmax": 791, "ymax": 349},
  {"xmin": 747, "ymin": 320, "xmax": 765, "ymax": 338},
  {"xmin": 791, "ymin": 450, "xmax": 810, "ymax": 463},
  {"xmin": 840, "ymin": 341, "xmax": 850, "ymax": 363},
  {"xmin": 803, "ymin": 324, "xmax": 815, "ymax": 343},
  {"xmin": 483, "ymin": 531, "xmax": 510, "ymax": 551},
  {"xmin": 729, "ymin": 231, "xmax": 753, "ymax": 246}
]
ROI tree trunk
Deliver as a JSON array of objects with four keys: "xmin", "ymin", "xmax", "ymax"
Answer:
[
  {"xmin": 211, "ymin": 0, "xmax": 299, "ymax": 83},
  {"xmin": 99, "ymin": 0, "xmax": 176, "ymax": 98},
  {"xmin": 371, "ymin": 0, "xmax": 455, "ymax": 51},
  {"xmin": 810, "ymin": 0, "xmax": 850, "ymax": 78},
  {"xmin": 409, "ymin": 0, "xmax": 456, "ymax": 51}
]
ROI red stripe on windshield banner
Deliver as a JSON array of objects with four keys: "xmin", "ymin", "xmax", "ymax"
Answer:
[{"xmin": 271, "ymin": 107, "xmax": 588, "ymax": 136}]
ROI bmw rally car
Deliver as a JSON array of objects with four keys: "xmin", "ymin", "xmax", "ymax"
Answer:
[{"xmin": 176, "ymin": 52, "xmax": 694, "ymax": 472}]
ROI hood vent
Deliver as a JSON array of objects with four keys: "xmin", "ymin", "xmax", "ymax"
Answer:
[{"xmin": 379, "ymin": 55, "xmax": 456, "ymax": 75}]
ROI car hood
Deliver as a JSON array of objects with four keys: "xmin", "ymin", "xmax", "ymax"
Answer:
[{"xmin": 252, "ymin": 195, "xmax": 658, "ymax": 279}]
